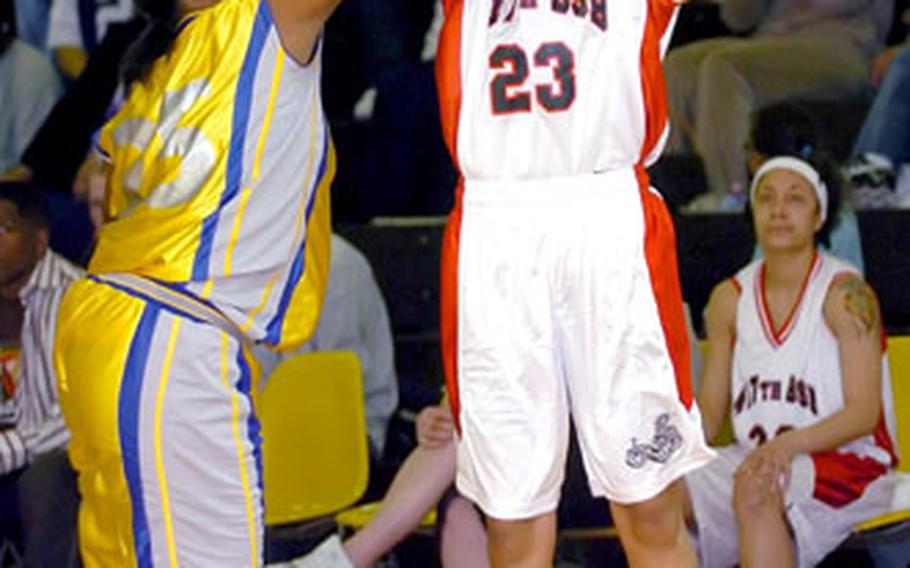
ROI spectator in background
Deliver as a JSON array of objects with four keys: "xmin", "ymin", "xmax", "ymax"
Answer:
[
  {"xmin": 12, "ymin": 0, "xmax": 53, "ymax": 51},
  {"xmin": 848, "ymin": 5, "xmax": 910, "ymax": 207},
  {"xmin": 256, "ymin": 234, "xmax": 399, "ymax": 460},
  {"xmin": 2, "ymin": 16, "xmax": 143, "ymax": 193},
  {"xmin": 665, "ymin": 0, "xmax": 892, "ymax": 211},
  {"xmin": 0, "ymin": 28, "xmax": 62, "ymax": 174},
  {"xmin": 0, "ymin": 182, "xmax": 82, "ymax": 567},
  {"xmin": 47, "ymin": 0, "xmax": 133, "ymax": 80},
  {"xmin": 325, "ymin": 0, "xmax": 454, "ymax": 221},
  {"xmin": 0, "ymin": 15, "xmax": 143, "ymax": 263},
  {"xmin": 747, "ymin": 102, "xmax": 865, "ymax": 273}
]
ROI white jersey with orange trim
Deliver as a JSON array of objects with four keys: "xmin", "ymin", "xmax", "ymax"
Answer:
[
  {"xmin": 436, "ymin": 0, "xmax": 714, "ymax": 518},
  {"xmin": 730, "ymin": 251, "xmax": 897, "ymax": 506},
  {"xmin": 436, "ymin": 0, "xmax": 682, "ymax": 180}
]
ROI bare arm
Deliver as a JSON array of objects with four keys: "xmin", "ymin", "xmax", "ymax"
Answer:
[
  {"xmin": 776, "ymin": 275, "xmax": 883, "ymax": 455},
  {"xmin": 741, "ymin": 273, "xmax": 884, "ymax": 490},
  {"xmin": 267, "ymin": 0, "xmax": 345, "ymax": 64},
  {"xmin": 698, "ymin": 279, "xmax": 739, "ymax": 444}
]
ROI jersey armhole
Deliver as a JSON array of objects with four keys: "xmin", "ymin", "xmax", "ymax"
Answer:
[{"xmin": 281, "ymin": 33, "xmax": 322, "ymax": 70}]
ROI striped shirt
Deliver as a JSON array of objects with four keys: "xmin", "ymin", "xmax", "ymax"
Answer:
[{"xmin": 0, "ymin": 250, "xmax": 83, "ymax": 474}]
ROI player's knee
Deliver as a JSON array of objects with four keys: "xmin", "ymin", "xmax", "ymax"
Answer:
[
  {"xmin": 732, "ymin": 469, "xmax": 783, "ymax": 524},
  {"xmin": 617, "ymin": 489, "xmax": 685, "ymax": 548}
]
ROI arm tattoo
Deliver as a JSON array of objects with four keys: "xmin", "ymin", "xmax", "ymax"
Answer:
[{"xmin": 837, "ymin": 277, "xmax": 877, "ymax": 336}]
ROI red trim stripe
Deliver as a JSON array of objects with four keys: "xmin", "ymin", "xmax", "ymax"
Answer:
[
  {"xmin": 636, "ymin": 167, "xmax": 694, "ymax": 409},
  {"xmin": 757, "ymin": 252, "xmax": 819, "ymax": 348},
  {"xmin": 811, "ymin": 451, "xmax": 888, "ymax": 509},
  {"xmin": 637, "ymin": 0, "xmax": 676, "ymax": 164},
  {"xmin": 435, "ymin": 0, "xmax": 464, "ymax": 169},
  {"xmin": 753, "ymin": 272, "xmax": 778, "ymax": 348},
  {"xmin": 436, "ymin": 0, "xmax": 465, "ymax": 433},
  {"xmin": 441, "ymin": 180, "xmax": 465, "ymax": 434}
]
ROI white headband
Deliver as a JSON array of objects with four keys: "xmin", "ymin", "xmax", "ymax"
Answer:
[{"xmin": 750, "ymin": 156, "xmax": 828, "ymax": 226}]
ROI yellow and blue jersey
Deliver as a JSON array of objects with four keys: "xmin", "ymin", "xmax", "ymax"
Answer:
[{"xmin": 91, "ymin": 0, "xmax": 333, "ymax": 352}]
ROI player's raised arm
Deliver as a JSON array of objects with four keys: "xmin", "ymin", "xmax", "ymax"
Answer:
[{"xmin": 268, "ymin": 0, "xmax": 344, "ymax": 64}]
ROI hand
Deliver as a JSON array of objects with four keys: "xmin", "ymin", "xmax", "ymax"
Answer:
[
  {"xmin": 73, "ymin": 155, "xmax": 111, "ymax": 229},
  {"xmin": 737, "ymin": 434, "xmax": 797, "ymax": 492},
  {"xmin": 415, "ymin": 404, "xmax": 454, "ymax": 449}
]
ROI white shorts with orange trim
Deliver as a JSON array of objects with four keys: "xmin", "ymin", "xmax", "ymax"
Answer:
[
  {"xmin": 450, "ymin": 169, "xmax": 714, "ymax": 519},
  {"xmin": 686, "ymin": 444, "xmax": 895, "ymax": 568}
]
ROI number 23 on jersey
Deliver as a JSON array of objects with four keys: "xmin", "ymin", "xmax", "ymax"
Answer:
[{"xmin": 490, "ymin": 42, "xmax": 576, "ymax": 114}]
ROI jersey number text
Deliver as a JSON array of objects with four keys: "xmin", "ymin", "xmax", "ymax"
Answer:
[{"xmin": 490, "ymin": 42, "xmax": 576, "ymax": 115}]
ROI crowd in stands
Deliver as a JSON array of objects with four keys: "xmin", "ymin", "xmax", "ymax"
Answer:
[{"xmin": 0, "ymin": 0, "xmax": 909, "ymax": 566}]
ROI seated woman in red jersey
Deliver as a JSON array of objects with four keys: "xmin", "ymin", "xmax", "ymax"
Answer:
[{"xmin": 684, "ymin": 152, "xmax": 898, "ymax": 568}]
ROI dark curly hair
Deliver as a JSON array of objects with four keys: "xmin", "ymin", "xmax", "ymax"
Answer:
[
  {"xmin": 121, "ymin": 0, "xmax": 181, "ymax": 86},
  {"xmin": 746, "ymin": 103, "xmax": 842, "ymax": 248},
  {"xmin": 0, "ymin": 181, "xmax": 50, "ymax": 229}
]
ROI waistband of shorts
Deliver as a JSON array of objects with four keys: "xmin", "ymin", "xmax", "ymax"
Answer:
[
  {"xmin": 91, "ymin": 273, "xmax": 251, "ymax": 346},
  {"xmin": 463, "ymin": 169, "xmax": 640, "ymax": 202}
]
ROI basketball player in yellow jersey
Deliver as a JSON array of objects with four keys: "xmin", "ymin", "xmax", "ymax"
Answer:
[{"xmin": 52, "ymin": 0, "xmax": 343, "ymax": 565}]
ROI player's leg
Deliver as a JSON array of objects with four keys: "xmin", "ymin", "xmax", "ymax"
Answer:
[
  {"xmin": 55, "ymin": 279, "xmax": 264, "ymax": 566},
  {"xmin": 54, "ymin": 279, "xmax": 155, "ymax": 566},
  {"xmin": 446, "ymin": 181, "xmax": 569, "ymax": 568},
  {"xmin": 682, "ymin": 445, "xmax": 745, "ymax": 568},
  {"xmin": 486, "ymin": 513, "xmax": 556, "ymax": 568},
  {"xmin": 610, "ymin": 481, "xmax": 695, "ymax": 568},
  {"xmin": 557, "ymin": 174, "xmax": 713, "ymax": 567},
  {"xmin": 733, "ymin": 459, "xmax": 794, "ymax": 568}
]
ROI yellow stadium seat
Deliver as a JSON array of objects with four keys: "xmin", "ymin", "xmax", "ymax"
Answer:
[
  {"xmin": 260, "ymin": 351, "xmax": 369, "ymax": 526},
  {"xmin": 853, "ymin": 336, "xmax": 910, "ymax": 532}
]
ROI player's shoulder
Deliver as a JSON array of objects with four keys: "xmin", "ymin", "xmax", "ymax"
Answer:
[
  {"xmin": 825, "ymin": 271, "xmax": 875, "ymax": 309},
  {"xmin": 822, "ymin": 251, "xmax": 868, "ymax": 304},
  {"xmin": 823, "ymin": 269, "xmax": 880, "ymax": 338},
  {"xmin": 710, "ymin": 277, "xmax": 742, "ymax": 309},
  {"xmin": 705, "ymin": 277, "xmax": 741, "ymax": 333}
]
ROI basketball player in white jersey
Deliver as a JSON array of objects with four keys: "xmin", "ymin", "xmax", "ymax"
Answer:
[
  {"xmin": 435, "ymin": 0, "xmax": 714, "ymax": 565},
  {"xmin": 687, "ymin": 154, "xmax": 898, "ymax": 567}
]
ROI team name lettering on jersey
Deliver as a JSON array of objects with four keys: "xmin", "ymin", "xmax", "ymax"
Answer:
[
  {"xmin": 732, "ymin": 375, "xmax": 819, "ymax": 417},
  {"xmin": 488, "ymin": 0, "xmax": 608, "ymax": 32}
]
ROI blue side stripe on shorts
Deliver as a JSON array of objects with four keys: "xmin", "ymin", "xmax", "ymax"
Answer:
[
  {"xmin": 235, "ymin": 348, "xmax": 264, "ymax": 495},
  {"xmin": 119, "ymin": 304, "xmax": 162, "ymax": 568}
]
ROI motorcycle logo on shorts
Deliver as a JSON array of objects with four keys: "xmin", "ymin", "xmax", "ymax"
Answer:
[{"xmin": 625, "ymin": 413, "xmax": 683, "ymax": 469}]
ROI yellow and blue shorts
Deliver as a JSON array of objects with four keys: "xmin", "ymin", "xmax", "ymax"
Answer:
[{"xmin": 54, "ymin": 276, "xmax": 263, "ymax": 567}]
